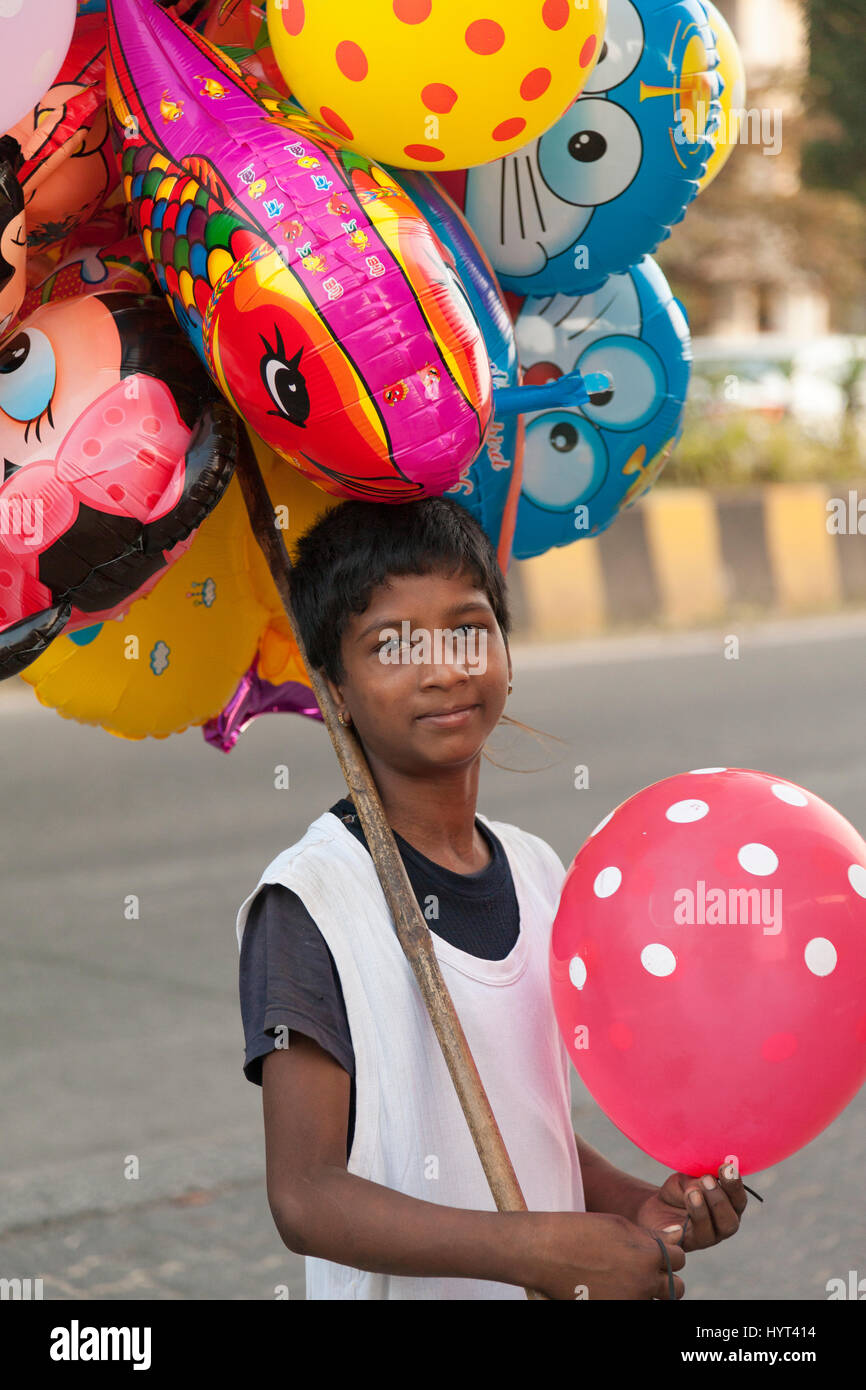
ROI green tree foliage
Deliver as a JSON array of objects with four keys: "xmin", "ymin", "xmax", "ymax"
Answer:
[{"xmin": 802, "ymin": 0, "xmax": 866, "ymax": 202}]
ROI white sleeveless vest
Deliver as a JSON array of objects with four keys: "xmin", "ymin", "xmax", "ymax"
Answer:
[{"xmin": 235, "ymin": 810, "xmax": 585, "ymax": 1299}]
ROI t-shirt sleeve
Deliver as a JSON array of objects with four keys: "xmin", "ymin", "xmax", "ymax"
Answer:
[{"xmin": 238, "ymin": 881, "xmax": 356, "ymax": 1087}]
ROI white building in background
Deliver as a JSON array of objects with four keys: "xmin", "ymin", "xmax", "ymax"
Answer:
[
  {"xmin": 708, "ymin": 0, "xmax": 830, "ymax": 339},
  {"xmin": 716, "ymin": 0, "xmax": 808, "ymax": 81}
]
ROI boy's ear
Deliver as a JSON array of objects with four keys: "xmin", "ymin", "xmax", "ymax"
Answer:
[{"xmin": 323, "ymin": 671, "xmax": 345, "ymax": 711}]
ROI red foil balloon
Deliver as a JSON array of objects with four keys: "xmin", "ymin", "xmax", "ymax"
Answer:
[
  {"xmin": 104, "ymin": 0, "xmax": 492, "ymax": 501},
  {"xmin": 550, "ymin": 768, "xmax": 866, "ymax": 1176}
]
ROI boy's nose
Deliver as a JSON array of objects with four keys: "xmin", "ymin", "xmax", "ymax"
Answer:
[{"xmin": 417, "ymin": 656, "xmax": 474, "ymax": 688}]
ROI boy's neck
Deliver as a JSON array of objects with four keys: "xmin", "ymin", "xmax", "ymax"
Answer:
[{"xmin": 362, "ymin": 761, "xmax": 489, "ymax": 874}]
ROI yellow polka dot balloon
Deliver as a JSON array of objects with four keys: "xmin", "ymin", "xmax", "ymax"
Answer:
[{"xmin": 266, "ymin": 0, "xmax": 609, "ymax": 170}]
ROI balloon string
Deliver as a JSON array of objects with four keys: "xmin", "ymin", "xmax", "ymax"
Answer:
[
  {"xmin": 653, "ymin": 1233, "xmax": 676, "ymax": 1302},
  {"xmin": 653, "ymin": 1184, "xmax": 763, "ymax": 1301}
]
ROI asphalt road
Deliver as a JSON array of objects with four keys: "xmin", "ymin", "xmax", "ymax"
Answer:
[{"xmin": 2, "ymin": 611, "xmax": 865, "ymax": 1302}]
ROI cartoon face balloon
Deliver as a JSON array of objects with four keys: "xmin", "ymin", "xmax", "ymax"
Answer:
[
  {"xmin": 439, "ymin": 0, "xmax": 723, "ymax": 297},
  {"xmin": 697, "ymin": 0, "xmax": 746, "ymax": 192},
  {"xmin": 510, "ymin": 255, "xmax": 691, "ymax": 560},
  {"xmin": 105, "ymin": 0, "xmax": 492, "ymax": 502},
  {"xmin": 19, "ymin": 465, "xmax": 271, "ymax": 740},
  {"xmin": 0, "ymin": 291, "xmax": 236, "ymax": 679},
  {"xmin": 0, "ymin": 138, "xmax": 26, "ymax": 339},
  {"xmin": 17, "ymin": 203, "xmax": 153, "ymax": 320},
  {"xmin": 7, "ymin": 12, "xmax": 118, "ymax": 254}
]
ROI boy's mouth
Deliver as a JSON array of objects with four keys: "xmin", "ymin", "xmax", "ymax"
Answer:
[{"xmin": 415, "ymin": 702, "xmax": 481, "ymax": 727}]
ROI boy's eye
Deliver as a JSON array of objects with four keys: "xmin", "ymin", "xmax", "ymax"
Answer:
[{"xmin": 374, "ymin": 622, "xmax": 488, "ymax": 655}]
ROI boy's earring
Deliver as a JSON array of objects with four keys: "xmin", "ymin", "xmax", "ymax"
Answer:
[
  {"xmin": 337, "ymin": 711, "xmax": 350, "ymax": 726},
  {"xmin": 507, "ymin": 682, "xmax": 513, "ymax": 695}
]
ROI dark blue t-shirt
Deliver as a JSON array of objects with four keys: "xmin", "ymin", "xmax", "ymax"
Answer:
[{"xmin": 238, "ymin": 798, "xmax": 520, "ymax": 1161}]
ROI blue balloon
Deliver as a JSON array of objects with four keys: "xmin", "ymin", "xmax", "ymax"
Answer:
[
  {"xmin": 389, "ymin": 171, "xmax": 612, "ymax": 564},
  {"xmin": 387, "ymin": 168, "xmax": 525, "ymax": 563},
  {"xmin": 511, "ymin": 255, "xmax": 692, "ymax": 560},
  {"xmin": 446, "ymin": 0, "xmax": 722, "ymax": 298}
]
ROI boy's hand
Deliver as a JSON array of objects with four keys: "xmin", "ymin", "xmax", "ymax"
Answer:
[
  {"xmin": 634, "ymin": 1164, "xmax": 748, "ymax": 1251},
  {"xmin": 527, "ymin": 1211, "xmax": 687, "ymax": 1300}
]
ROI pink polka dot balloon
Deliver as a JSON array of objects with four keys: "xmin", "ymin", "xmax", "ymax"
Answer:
[{"xmin": 550, "ymin": 768, "xmax": 866, "ymax": 1176}]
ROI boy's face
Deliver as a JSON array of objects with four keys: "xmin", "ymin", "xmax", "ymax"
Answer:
[{"xmin": 326, "ymin": 565, "xmax": 512, "ymax": 775}]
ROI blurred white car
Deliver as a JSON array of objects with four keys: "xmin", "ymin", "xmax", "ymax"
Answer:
[{"xmin": 689, "ymin": 335, "xmax": 866, "ymax": 444}]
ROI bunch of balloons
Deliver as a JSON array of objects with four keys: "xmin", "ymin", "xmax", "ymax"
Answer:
[
  {"xmin": 218, "ymin": 0, "xmax": 746, "ymax": 555},
  {"xmin": 11, "ymin": 0, "xmax": 858, "ymax": 1209},
  {"xmin": 0, "ymin": 0, "xmax": 746, "ymax": 744}
]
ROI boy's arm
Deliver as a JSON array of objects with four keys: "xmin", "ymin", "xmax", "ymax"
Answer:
[
  {"xmin": 262, "ymin": 1033, "xmax": 535, "ymax": 1287},
  {"xmin": 261, "ymin": 1033, "xmax": 685, "ymax": 1298},
  {"xmin": 573, "ymin": 1131, "xmax": 658, "ymax": 1222}
]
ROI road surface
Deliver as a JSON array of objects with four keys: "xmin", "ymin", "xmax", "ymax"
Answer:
[{"xmin": 2, "ymin": 612, "xmax": 865, "ymax": 1301}]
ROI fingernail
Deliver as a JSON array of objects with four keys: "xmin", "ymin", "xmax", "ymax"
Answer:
[
  {"xmin": 689, "ymin": 1189, "xmax": 703, "ymax": 1206},
  {"xmin": 662, "ymin": 1225, "xmax": 683, "ymax": 1234},
  {"xmin": 701, "ymin": 1175, "xmax": 716, "ymax": 1191}
]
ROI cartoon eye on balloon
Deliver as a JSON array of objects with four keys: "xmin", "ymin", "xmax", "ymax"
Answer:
[
  {"xmin": 0, "ymin": 327, "xmax": 58, "ymax": 427},
  {"xmin": 575, "ymin": 337, "xmax": 668, "ymax": 432},
  {"xmin": 522, "ymin": 412, "xmax": 609, "ymax": 513},
  {"xmin": 105, "ymin": 0, "xmax": 497, "ymax": 502},
  {"xmin": 511, "ymin": 255, "xmax": 692, "ymax": 560},
  {"xmin": 258, "ymin": 328, "xmax": 310, "ymax": 429},
  {"xmin": 538, "ymin": 99, "xmax": 644, "ymax": 211},
  {"xmin": 387, "ymin": 166, "xmax": 618, "ymax": 568},
  {"xmin": 439, "ymin": 0, "xmax": 723, "ymax": 298}
]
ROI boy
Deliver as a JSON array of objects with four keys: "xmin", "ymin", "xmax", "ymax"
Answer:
[{"xmin": 236, "ymin": 498, "xmax": 747, "ymax": 1299}]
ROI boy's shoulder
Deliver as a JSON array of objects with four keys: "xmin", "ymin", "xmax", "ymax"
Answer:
[
  {"xmin": 244, "ymin": 809, "xmax": 567, "ymax": 906},
  {"xmin": 262, "ymin": 808, "xmax": 567, "ymax": 879},
  {"xmin": 477, "ymin": 814, "xmax": 568, "ymax": 889},
  {"xmin": 235, "ymin": 810, "xmax": 363, "ymax": 950},
  {"xmin": 258, "ymin": 808, "xmax": 358, "ymax": 877}
]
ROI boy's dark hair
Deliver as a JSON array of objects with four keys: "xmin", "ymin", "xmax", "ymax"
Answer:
[{"xmin": 289, "ymin": 497, "xmax": 511, "ymax": 683}]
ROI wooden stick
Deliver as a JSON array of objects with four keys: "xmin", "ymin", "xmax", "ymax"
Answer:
[{"xmin": 234, "ymin": 431, "xmax": 548, "ymax": 1301}]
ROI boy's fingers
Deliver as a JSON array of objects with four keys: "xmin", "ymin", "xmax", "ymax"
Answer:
[
  {"xmin": 683, "ymin": 1182, "xmax": 719, "ymax": 1247},
  {"xmin": 655, "ymin": 1229, "xmax": 686, "ymax": 1269},
  {"xmin": 717, "ymin": 1165, "xmax": 749, "ymax": 1216},
  {"xmin": 692, "ymin": 1176, "xmax": 741, "ymax": 1240},
  {"xmin": 652, "ymin": 1234, "xmax": 686, "ymax": 1300},
  {"xmin": 655, "ymin": 1272, "xmax": 686, "ymax": 1300}
]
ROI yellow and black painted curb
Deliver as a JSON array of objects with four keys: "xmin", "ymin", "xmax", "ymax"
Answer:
[{"xmin": 510, "ymin": 483, "xmax": 866, "ymax": 639}]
